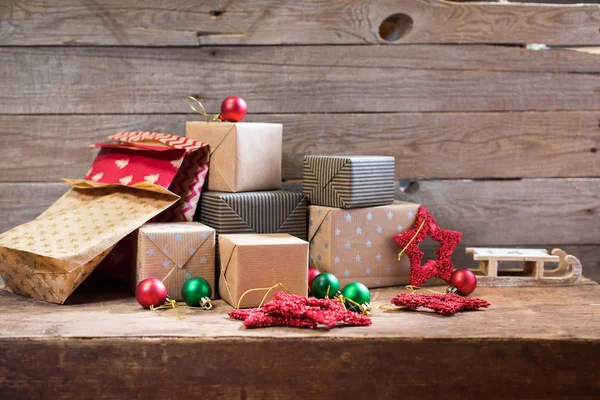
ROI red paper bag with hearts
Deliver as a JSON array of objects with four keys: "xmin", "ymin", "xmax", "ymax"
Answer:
[
  {"xmin": 86, "ymin": 132, "xmax": 209, "ymax": 222},
  {"xmin": 87, "ymin": 132, "xmax": 210, "ymax": 282}
]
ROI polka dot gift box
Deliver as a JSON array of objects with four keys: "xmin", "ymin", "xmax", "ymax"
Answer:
[
  {"xmin": 135, "ymin": 222, "xmax": 215, "ymax": 301},
  {"xmin": 308, "ymin": 201, "xmax": 419, "ymax": 289}
]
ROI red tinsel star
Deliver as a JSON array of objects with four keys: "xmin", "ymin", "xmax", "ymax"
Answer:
[
  {"xmin": 229, "ymin": 292, "xmax": 372, "ymax": 329},
  {"xmin": 393, "ymin": 206, "xmax": 462, "ymax": 287},
  {"xmin": 391, "ymin": 292, "xmax": 490, "ymax": 315}
]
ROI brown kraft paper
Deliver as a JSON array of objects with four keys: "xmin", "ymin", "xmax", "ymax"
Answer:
[
  {"xmin": 136, "ymin": 222, "xmax": 215, "ymax": 301},
  {"xmin": 0, "ymin": 180, "xmax": 179, "ymax": 304},
  {"xmin": 186, "ymin": 121, "xmax": 282, "ymax": 193},
  {"xmin": 308, "ymin": 201, "xmax": 420, "ymax": 289},
  {"xmin": 219, "ymin": 233, "xmax": 308, "ymax": 308}
]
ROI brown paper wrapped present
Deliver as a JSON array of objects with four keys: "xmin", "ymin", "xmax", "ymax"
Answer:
[
  {"xmin": 308, "ymin": 201, "xmax": 420, "ymax": 289},
  {"xmin": 186, "ymin": 121, "xmax": 282, "ymax": 192},
  {"xmin": 219, "ymin": 234, "xmax": 308, "ymax": 308},
  {"xmin": 135, "ymin": 222, "xmax": 215, "ymax": 301},
  {"xmin": 0, "ymin": 181, "xmax": 178, "ymax": 304}
]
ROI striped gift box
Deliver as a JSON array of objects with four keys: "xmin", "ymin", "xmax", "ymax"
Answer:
[{"xmin": 303, "ymin": 156, "xmax": 395, "ymax": 209}]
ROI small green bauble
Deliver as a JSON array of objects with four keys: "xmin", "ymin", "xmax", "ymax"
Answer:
[
  {"xmin": 181, "ymin": 277, "xmax": 212, "ymax": 307},
  {"xmin": 341, "ymin": 282, "xmax": 371, "ymax": 312},
  {"xmin": 311, "ymin": 272, "xmax": 340, "ymax": 299}
]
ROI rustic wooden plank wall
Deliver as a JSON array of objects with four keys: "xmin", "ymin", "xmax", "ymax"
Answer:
[{"xmin": 0, "ymin": 0, "xmax": 599, "ymax": 280}]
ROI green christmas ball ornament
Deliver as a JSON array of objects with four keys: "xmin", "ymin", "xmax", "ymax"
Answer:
[
  {"xmin": 181, "ymin": 277, "xmax": 213, "ymax": 309},
  {"xmin": 341, "ymin": 282, "xmax": 371, "ymax": 314},
  {"xmin": 311, "ymin": 272, "xmax": 340, "ymax": 299}
]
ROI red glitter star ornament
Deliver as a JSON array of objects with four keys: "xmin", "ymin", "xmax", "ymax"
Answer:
[
  {"xmin": 393, "ymin": 206, "xmax": 462, "ymax": 287},
  {"xmin": 391, "ymin": 292, "xmax": 490, "ymax": 315},
  {"xmin": 229, "ymin": 292, "xmax": 372, "ymax": 329}
]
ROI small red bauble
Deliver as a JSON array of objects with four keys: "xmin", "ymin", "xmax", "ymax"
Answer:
[
  {"xmin": 220, "ymin": 96, "xmax": 247, "ymax": 122},
  {"xmin": 449, "ymin": 269, "xmax": 477, "ymax": 296},
  {"xmin": 308, "ymin": 268, "xmax": 321, "ymax": 292},
  {"xmin": 135, "ymin": 278, "xmax": 167, "ymax": 309}
]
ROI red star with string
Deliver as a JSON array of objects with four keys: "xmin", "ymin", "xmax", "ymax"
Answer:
[{"xmin": 393, "ymin": 206, "xmax": 462, "ymax": 287}]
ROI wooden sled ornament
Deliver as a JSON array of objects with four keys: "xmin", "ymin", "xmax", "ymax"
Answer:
[{"xmin": 465, "ymin": 248, "xmax": 582, "ymax": 287}]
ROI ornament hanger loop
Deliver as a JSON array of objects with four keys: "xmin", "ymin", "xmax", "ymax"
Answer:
[
  {"xmin": 150, "ymin": 298, "xmax": 185, "ymax": 320},
  {"xmin": 398, "ymin": 217, "xmax": 427, "ymax": 261},
  {"xmin": 236, "ymin": 282, "xmax": 289, "ymax": 309},
  {"xmin": 405, "ymin": 285, "xmax": 446, "ymax": 295},
  {"xmin": 186, "ymin": 96, "xmax": 221, "ymax": 122}
]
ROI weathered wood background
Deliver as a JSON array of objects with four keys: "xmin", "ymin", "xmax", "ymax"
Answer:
[{"xmin": 0, "ymin": 0, "xmax": 599, "ymax": 280}]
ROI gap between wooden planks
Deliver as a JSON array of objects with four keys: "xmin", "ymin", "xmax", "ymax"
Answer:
[{"xmin": 0, "ymin": 0, "xmax": 599, "ymax": 45}]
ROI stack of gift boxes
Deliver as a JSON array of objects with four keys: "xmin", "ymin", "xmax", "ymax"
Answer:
[
  {"xmin": 135, "ymin": 122, "xmax": 309, "ymax": 308},
  {"xmin": 0, "ymin": 120, "xmax": 420, "ymax": 307},
  {"xmin": 303, "ymin": 156, "xmax": 419, "ymax": 289},
  {"xmin": 135, "ymin": 121, "xmax": 420, "ymax": 308}
]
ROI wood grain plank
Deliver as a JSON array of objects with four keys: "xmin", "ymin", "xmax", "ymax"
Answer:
[
  {"xmin": 396, "ymin": 179, "xmax": 600, "ymax": 246},
  {"xmin": 0, "ymin": 281, "xmax": 599, "ymax": 399},
  {"xmin": 3, "ymin": 179, "xmax": 599, "ymax": 247},
  {"xmin": 0, "ymin": 0, "xmax": 599, "ymax": 45},
  {"xmin": 1, "ymin": 112, "xmax": 599, "ymax": 182},
  {"xmin": 1, "ymin": 46, "xmax": 599, "ymax": 114},
  {"xmin": 1, "ymin": 338, "xmax": 598, "ymax": 399},
  {"xmin": 0, "ymin": 280, "xmax": 598, "ymax": 339}
]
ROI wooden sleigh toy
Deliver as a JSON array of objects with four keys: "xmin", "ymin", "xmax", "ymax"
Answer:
[{"xmin": 465, "ymin": 248, "xmax": 582, "ymax": 287}]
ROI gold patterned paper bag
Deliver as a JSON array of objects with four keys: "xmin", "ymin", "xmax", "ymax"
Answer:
[
  {"xmin": 135, "ymin": 222, "xmax": 215, "ymax": 301},
  {"xmin": 0, "ymin": 180, "xmax": 179, "ymax": 304}
]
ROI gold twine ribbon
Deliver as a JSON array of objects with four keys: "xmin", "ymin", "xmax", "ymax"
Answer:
[
  {"xmin": 397, "ymin": 217, "xmax": 427, "ymax": 261},
  {"xmin": 405, "ymin": 285, "xmax": 446, "ymax": 295},
  {"xmin": 150, "ymin": 298, "xmax": 184, "ymax": 320},
  {"xmin": 336, "ymin": 294, "xmax": 373, "ymax": 316},
  {"xmin": 235, "ymin": 282, "xmax": 289, "ymax": 309},
  {"xmin": 186, "ymin": 96, "xmax": 221, "ymax": 122}
]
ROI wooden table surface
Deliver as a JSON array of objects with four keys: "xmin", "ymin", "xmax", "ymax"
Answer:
[{"xmin": 1, "ymin": 278, "xmax": 599, "ymax": 399}]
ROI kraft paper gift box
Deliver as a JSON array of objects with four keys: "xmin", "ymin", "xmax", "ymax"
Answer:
[
  {"xmin": 135, "ymin": 222, "xmax": 215, "ymax": 301},
  {"xmin": 303, "ymin": 155, "xmax": 395, "ymax": 208},
  {"xmin": 0, "ymin": 132, "xmax": 210, "ymax": 304},
  {"xmin": 0, "ymin": 181, "xmax": 179, "ymax": 304},
  {"xmin": 308, "ymin": 201, "xmax": 420, "ymax": 289},
  {"xmin": 186, "ymin": 121, "xmax": 282, "ymax": 192},
  {"xmin": 219, "ymin": 234, "xmax": 308, "ymax": 308}
]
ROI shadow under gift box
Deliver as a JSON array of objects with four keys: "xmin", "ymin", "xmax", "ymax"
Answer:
[
  {"xmin": 309, "ymin": 201, "xmax": 420, "ymax": 289},
  {"xmin": 186, "ymin": 121, "xmax": 283, "ymax": 193},
  {"xmin": 195, "ymin": 190, "xmax": 308, "ymax": 296},
  {"xmin": 303, "ymin": 155, "xmax": 395, "ymax": 209},
  {"xmin": 218, "ymin": 233, "xmax": 309, "ymax": 309},
  {"xmin": 135, "ymin": 222, "xmax": 216, "ymax": 301}
]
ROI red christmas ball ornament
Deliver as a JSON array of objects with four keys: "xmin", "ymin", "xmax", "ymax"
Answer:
[
  {"xmin": 220, "ymin": 96, "xmax": 247, "ymax": 122},
  {"xmin": 449, "ymin": 269, "xmax": 477, "ymax": 296},
  {"xmin": 308, "ymin": 268, "xmax": 321, "ymax": 292},
  {"xmin": 135, "ymin": 278, "xmax": 167, "ymax": 309}
]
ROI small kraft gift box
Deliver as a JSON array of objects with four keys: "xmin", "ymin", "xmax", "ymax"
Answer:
[
  {"xmin": 218, "ymin": 234, "xmax": 309, "ymax": 308},
  {"xmin": 303, "ymin": 155, "xmax": 395, "ymax": 208},
  {"xmin": 308, "ymin": 201, "xmax": 420, "ymax": 289},
  {"xmin": 186, "ymin": 121, "xmax": 282, "ymax": 192},
  {"xmin": 197, "ymin": 190, "xmax": 307, "ymax": 295},
  {"xmin": 135, "ymin": 222, "xmax": 215, "ymax": 301}
]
